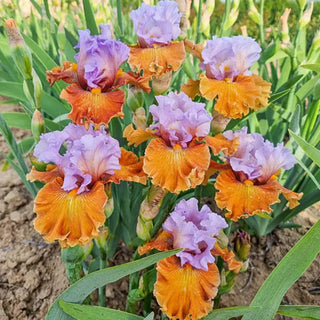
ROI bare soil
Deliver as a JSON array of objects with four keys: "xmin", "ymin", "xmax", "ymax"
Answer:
[{"xmin": 0, "ymin": 102, "xmax": 319, "ymax": 319}]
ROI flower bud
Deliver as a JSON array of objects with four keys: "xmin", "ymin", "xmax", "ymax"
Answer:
[
  {"xmin": 312, "ymin": 30, "xmax": 320, "ymax": 51},
  {"xmin": 233, "ymin": 230, "xmax": 251, "ymax": 261},
  {"xmin": 133, "ymin": 107, "xmax": 147, "ymax": 129},
  {"xmin": 31, "ymin": 110, "xmax": 45, "ymax": 142},
  {"xmin": 240, "ymin": 25, "xmax": 248, "ymax": 37},
  {"xmin": 280, "ymin": 8, "xmax": 291, "ymax": 46},
  {"xmin": 217, "ymin": 229, "xmax": 229, "ymax": 248},
  {"xmin": 299, "ymin": 2, "xmax": 314, "ymax": 29},
  {"xmin": 32, "ymin": 70, "xmax": 43, "ymax": 109},
  {"xmin": 127, "ymin": 85, "xmax": 144, "ymax": 112},
  {"xmin": 136, "ymin": 216, "xmax": 153, "ymax": 241},
  {"xmin": 199, "ymin": 0, "xmax": 215, "ymax": 36},
  {"xmin": 223, "ymin": 8, "xmax": 239, "ymax": 31},
  {"xmin": 298, "ymin": 0, "xmax": 307, "ymax": 10},
  {"xmin": 96, "ymin": 227, "xmax": 109, "ymax": 253},
  {"xmin": 5, "ymin": 19, "xmax": 32, "ymax": 79},
  {"xmin": 140, "ymin": 185, "xmax": 166, "ymax": 221},
  {"xmin": 23, "ymin": 79, "xmax": 34, "ymax": 105},
  {"xmin": 152, "ymin": 71, "xmax": 172, "ymax": 95},
  {"xmin": 104, "ymin": 183, "xmax": 114, "ymax": 218},
  {"xmin": 211, "ymin": 110, "xmax": 231, "ymax": 134},
  {"xmin": 248, "ymin": 0, "xmax": 262, "ymax": 25}
]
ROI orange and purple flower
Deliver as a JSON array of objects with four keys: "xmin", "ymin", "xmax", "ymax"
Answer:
[
  {"xmin": 124, "ymin": 91, "xmax": 238, "ymax": 193},
  {"xmin": 27, "ymin": 124, "xmax": 146, "ymax": 247},
  {"xmin": 213, "ymin": 127, "xmax": 303, "ymax": 220},
  {"xmin": 183, "ymin": 35, "xmax": 271, "ymax": 119},
  {"xmin": 47, "ymin": 25, "xmax": 150, "ymax": 126}
]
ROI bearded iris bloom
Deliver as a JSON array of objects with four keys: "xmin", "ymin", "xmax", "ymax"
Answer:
[
  {"xmin": 139, "ymin": 198, "xmax": 241, "ymax": 320},
  {"xmin": 213, "ymin": 127, "xmax": 303, "ymax": 221},
  {"xmin": 124, "ymin": 91, "xmax": 238, "ymax": 193},
  {"xmin": 128, "ymin": 0, "xmax": 186, "ymax": 93},
  {"xmin": 183, "ymin": 36, "xmax": 271, "ymax": 119},
  {"xmin": 27, "ymin": 124, "xmax": 146, "ymax": 248},
  {"xmin": 46, "ymin": 25, "xmax": 150, "ymax": 127}
]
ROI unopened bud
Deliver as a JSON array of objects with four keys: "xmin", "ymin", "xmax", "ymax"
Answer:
[
  {"xmin": 127, "ymin": 85, "xmax": 144, "ymax": 111},
  {"xmin": 31, "ymin": 110, "xmax": 45, "ymax": 142},
  {"xmin": 140, "ymin": 185, "xmax": 165, "ymax": 221},
  {"xmin": 152, "ymin": 71, "xmax": 172, "ymax": 95},
  {"xmin": 61, "ymin": 243, "xmax": 93, "ymax": 265},
  {"xmin": 280, "ymin": 8, "xmax": 291, "ymax": 46},
  {"xmin": 223, "ymin": 8, "xmax": 239, "ymax": 30},
  {"xmin": 240, "ymin": 25, "xmax": 248, "ymax": 37},
  {"xmin": 96, "ymin": 227, "xmax": 109, "ymax": 253},
  {"xmin": 299, "ymin": 2, "xmax": 314, "ymax": 29},
  {"xmin": 200, "ymin": 0, "xmax": 215, "ymax": 36},
  {"xmin": 23, "ymin": 80, "xmax": 34, "ymax": 105},
  {"xmin": 240, "ymin": 259, "xmax": 249, "ymax": 272},
  {"xmin": 217, "ymin": 229, "xmax": 229, "ymax": 248},
  {"xmin": 5, "ymin": 19, "xmax": 32, "ymax": 79},
  {"xmin": 136, "ymin": 216, "xmax": 153, "ymax": 241},
  {"xmin": 104, "ymin": 183, "xmax": 114, "ymax": 218},
  {"xmin": 212, "ymin": 110, "xmax": 231, "ymax": 134},
  {"xmin": 248, "ymin": 0, "xmax": 262, "ymax": 25},
  {"xmin": 32, "ymin": 70, "xmax": 43, "ymax": 109},
  {"xmin": 233, "ymin": 230, "xmax": 251, "ymax": 261},
  {"xmin": 133, "ymin": 107, "xmax": 147, "ymax": 129},
  {"xmin": 312, "ymin": 30, "xmax": 320, "ymax": 50}
]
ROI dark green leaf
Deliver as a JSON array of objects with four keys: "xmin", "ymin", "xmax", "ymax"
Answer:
[{"xmin": 82, "ymin": 0, "xmax": 99, "ymax": 35}]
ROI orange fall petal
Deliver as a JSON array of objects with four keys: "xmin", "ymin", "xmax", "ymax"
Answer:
[
  {"xmin": 143, "ymin": 138, "xmax": 210, "ymax": 193},
  {"xmin": 61, "ymin": 84, "xmax": 125, "ymax": 126},
  {"xmin": 27, "ymin": 165, "xmax": 60, "ymax": 184},
  {"xmin": 205, "ymin": 134, "xmax": 239, "ymax": 156},
  {"xmin": 138, "ymin": 230, "xmax": 173, "ymax": 256},
  {"xmin": 111, "ymin": 148, "xmax": 147, "ymax": 185},
  {"xmin": 128, "ymin": 41, "xmax": 186, "ymax": 78},
  {"xmin": 155, "ymin": 256, "xmax": 220, "ymax": 320},
  {"xmin": 215, "ymin": 170, "xmax": 283, "ymax": 221},
  {"xmin": 200, "ymin": 75, "xmax": 267, "ymax": 119},
  {"xmin": 181, "ymin": 78, "xmax": 201, "ymax": 100},
  {"xmin": 46, "ymin": 61, "xmax": 78, "ymax": 86},
  {"xmin": 113, "ymin": 69, "xmax": 151, "ymax": 93},
  {"xmin": 123, "ymin": 124, "xmax": 154, "ymax": 147},
  {"xmin": 33, "ymin": 177, "xmax": 107, "ymax": 248}
]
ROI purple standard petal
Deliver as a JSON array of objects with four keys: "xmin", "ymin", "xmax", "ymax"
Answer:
[
  {"xmin": 149, "ymin": 91, "xmax": 212, "ymax": 148},
  {"xmin": 224, "ymin": 127, "xmax": 296, "ymax": 183},
  {"xmin": 200, "ymin": 35, "xmax": 261, "ymax": 80},
  {"xmin": 75, "ymin": 24, "xmax": 129, "ymax": 90},
  {"xmin": 163, "ymin": 198, "xmax": 228, "ymax": 271},
  {"xmin": 130, "ymin": 0, "xmax": 181, "ymax": 47}
]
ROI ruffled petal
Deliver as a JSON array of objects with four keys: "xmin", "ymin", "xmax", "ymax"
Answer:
[
  {"xmin": 143, "ymin": 138, "xmax": 210, "ymax": 193},
  {"xmin": 202, "ymin": 160, "xmax": 231, "ymax": 185},
  {"xmin": 251, "ymin": 75, "xmax": 271, "ymax": 110},
  {"xmin": 276, "ymin": 184, "xmax": 303, "ymax": 209},
  {"xmin": 110, "ymin": 148, "xmax": 147, "ymax": 185},
  {"xmin": 113, "ymin": 69, "xmax": 151, "ymax": 93},
  {"xmin": 181, "ymin": 78, "xmax": 200, "ymax": 99},
  {"xmin": 61, "ymin": 83, "xmax": 124, "ymax": 126},
  {"xmin": 123, "ymin": 124, "xmax": 154, "ymax": 147},
  {"xmin": 138, "ymin": 230, "xmax": 173, "ymax": 256},
  {"xmin": 215, "ymin": 169, "xmax": 282, "ymax": 221},
  {"xmin": 33, "ymin": 177, "xmax": 107, "ymax": 248},
  {"xmin": 205, "ymin": 134, "xmax": 239, "ymax": 156},
  {"xmin": 200, "ymin": 75, "xmax": 269, "ymax": 119},
  {"xmin": 46, "ymin": 61, "xmax": 78, "ymax": 86},
  {"xmin": 211, "ymin": 243, "xmax": 242, "ymax": 274},
  {"xmin": 128, "ymin": 41, "xmax": 186, "ymax": 77},
  {"xmin": 184, "ymin": 39, "xmax": 204, "ymax": 61},
  {"xmin": 27, "ymin": 165, "xmax": 61, "ymax": 183},
  {"xmin": 155, "ymin": 256, "xmax": 220, "ymax": 320}
]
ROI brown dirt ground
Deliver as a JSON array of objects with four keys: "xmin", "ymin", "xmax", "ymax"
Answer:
[{"xmin": 0, "ymin": 102, "xmax": 319, "ymax": 319}]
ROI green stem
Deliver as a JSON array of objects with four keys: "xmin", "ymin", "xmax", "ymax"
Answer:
[
  {"xmin": 259, "ymin": 0, "xmax": 265, "ymax": 47},
  {"xmin": 98, "ymin": 251, "xmax": 107, "ymax": 307},
  {"xmin": 66, "ymin": 263, "xmax": 82, "ymax": 285},
  {"xmin": 116, "ymin": 0, "xmax": 123, "ymax": 34},
  {"xmin": 195, "ymin": 0, "xmax": 203, "ymax": 43},
  {"xmin": 220, "ymin": 0, "xmax": 231, "ymax": 37}
]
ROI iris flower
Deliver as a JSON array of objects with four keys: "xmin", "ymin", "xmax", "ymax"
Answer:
[
  {"xmin": 128, "ymin": 1, "xmax": 186, "ymax": 93},
  {"xmin": 139, "ymin": 198, "xmax": 241, "ymax": 320},
  {"xmin": 46, "ymin": 24, "xmax": 150, "ymax": 126},
  {"xmin": 183, "ymin": 36, "xmax": 271, "ymax": 119},
  {"xmin": 212, "ymin": 127, "xmax": 303, "ymax": 221},
  {"xmin": 124, "ymin": 92, "xmax": 238, "ymax": 193},
  {"xmin": 27, "ymin": 124, "xmax": 146, "ymax": 247}
]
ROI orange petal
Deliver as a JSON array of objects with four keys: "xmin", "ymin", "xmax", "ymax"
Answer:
[
  {"xmin": 138, "ymin": 230, "xmax": 173, "ymax": 256},
  {"xmin": 155, "ymin": 256, "xmax": 220, "ymax": 320},
  {"xmin": 183, "ymin": 39, "xmax": 204, "ymax": 61},
  {"xmin": 128, "ymin": 41, "xmax": 186, "ymax": 78},
  {"xmin": 46, "ymin": 61, "xmax": 78, "ymax": 86},
  {"xmin": 110, "ymin": 148, "xmax": 147, "ymax": 185},
  {"xmin": 33, "ymin": 177, "xmax": 107, "ymax": 248},
  {"xmin": 143, "ymin": 138, "xmax": 210, "ymax": 193},
  {"xmin": 277, "ymin": 184, "xmax": 303, "ymax": 209},
  {"xmin": 113, "ymin": 69, "xmax": 151, "ymax": 93},
  {"xmin": 212, "ymin": 242, "xmax": 242, "ymax": 274},
  {"xmin": 202, "ymin": 160, "xmax": 231, "ymax": 185},
  {"xmin": 200, "ymin": 75, "xmax": 270, "ymax": 119},
  {"xmin": 27, "ymin": 165, "xmax": 61, "ymax": 183},
  {"xmin": 251, "ymin": 75, "xmax": 271, "ymax": 109},
  {"xmin": 123, "ymin": 124, "xmax": 154, "ymax": 147},
  {"xmin": 181, "ymin": 78, "xmax": 200, "ymax": 99},
  {"xmin": 61, "ymin": 84, "xmax": 124, "ymax": 126},
  {"xmin": 205, "ymin": 134, "xmax": 239, "ymax": 156},
  {"xmin": 215, "ymin": 170, "xmax": 282, "ymax": 221}
]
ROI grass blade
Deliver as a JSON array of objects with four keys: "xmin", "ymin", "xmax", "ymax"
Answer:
[{"xmin": 82, "ymin": 0, "xmax": 99, "ymax": 35}]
